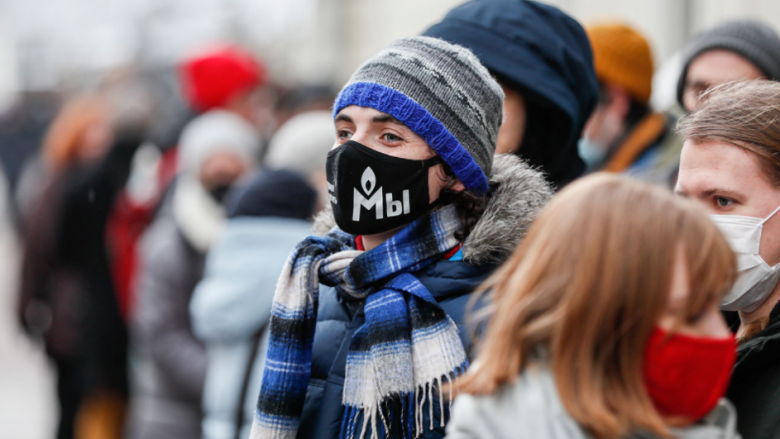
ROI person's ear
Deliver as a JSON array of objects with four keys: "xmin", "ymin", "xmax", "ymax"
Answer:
[{"xmin": 451, "ymin": 179, "xmax": 465, "ymax": 192}]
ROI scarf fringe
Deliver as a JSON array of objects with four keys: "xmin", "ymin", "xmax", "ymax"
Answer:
[{"xmin": 340, "ymin": 364, "xmax": 467, "ymax": 439}]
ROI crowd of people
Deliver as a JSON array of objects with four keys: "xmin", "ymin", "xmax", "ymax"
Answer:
[{"xmin": 6, "ymin": 1, "xmax": 780, "ymax": 439}]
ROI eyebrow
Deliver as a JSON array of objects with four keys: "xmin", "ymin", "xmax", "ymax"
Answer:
[
  {"xmin": 334, "ymin": 113, "xmax": 352, "ymax": 124},
  {"xmin": 687, "ymin": 80, "xmax": 712, "ymax": 90},
  {"xmin": 371, "ymin": 113, "xmax": 405, "ymax": 126},
  {"xmin": 701, "ymin": 187, "xmax": 748, "ymax": 200}
]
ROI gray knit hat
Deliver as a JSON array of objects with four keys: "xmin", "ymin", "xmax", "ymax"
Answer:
[
  {"xmin": 333, "ymin": 36, "xmax": 504, "ymax": 194},
  {"xmin": 676, "ymin": 19, "xmax": 780, "ymax": 108}
]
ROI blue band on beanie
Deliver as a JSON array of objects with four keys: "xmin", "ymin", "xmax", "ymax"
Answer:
[{"xmin": 333, "ymin": 81, "xmax": 490, "ymax": 194}]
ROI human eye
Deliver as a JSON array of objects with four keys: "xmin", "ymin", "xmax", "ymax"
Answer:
[
  {"xmin": 337, "ymin": 129, "xmax": 353, "ymax": 141},
  {"xmin": 381, "ymin": 132, "xmax": 403, "ymax": 143},
  {"xmin": 714, "ymin": 196, "xmax": 733, "ymax": 209}
]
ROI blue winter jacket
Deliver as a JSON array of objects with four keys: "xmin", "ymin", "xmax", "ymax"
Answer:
[
  {"xmin": 295, "ymin": 155, "xmax": 553, "ymax": 439},
  {"xmin": 298, "ymin": 259, "xmax": 495, "ymax": 439},
  {"xmin": 191, "ymin": 217, "xmax": 313, "ymax": 439}
]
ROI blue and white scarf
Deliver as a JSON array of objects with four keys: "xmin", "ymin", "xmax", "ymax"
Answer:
[{"xmin": 251, "ymin": 205, "xmax": 468, "ymax": 439}]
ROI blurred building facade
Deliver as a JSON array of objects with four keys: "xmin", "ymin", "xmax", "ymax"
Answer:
[{"xmin": 0, "ymin": 0, "xmax": 778, "ymax": 98}]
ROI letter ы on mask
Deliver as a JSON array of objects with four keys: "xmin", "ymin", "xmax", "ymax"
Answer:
[{"xmin": 325, "ymin": 140, "xmax": 443, "ymax": 236}]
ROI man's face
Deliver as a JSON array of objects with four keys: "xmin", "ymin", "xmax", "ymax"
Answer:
[
  {"xmin": 495, "ymin": 84, "xmax": 527, "ymax": 154},
  {"xmin": 582, "ymin": 85, "xmax": 629, "ymax": 153},
  {"xmin": 199, "ymin": 151, "xmax": 248, "ymax": 191},
  {"xmin": 676, "ymin": 140, "xmax": 780, "ymax": 265},
  {"xmin": 682, "ymin": 50, "xmax": 764, "ymax": 112},
  {"xmin": 333, "ymin": 105, "xmax": 463, "ymax": 203}
]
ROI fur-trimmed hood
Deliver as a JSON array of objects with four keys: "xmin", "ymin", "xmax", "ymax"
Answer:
[{"xmin": 312, "ymin": 154, "xmax": 553, "ymax": 265}]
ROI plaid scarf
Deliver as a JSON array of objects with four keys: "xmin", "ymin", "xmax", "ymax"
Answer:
[{"xmin": 251, "ymin": 205, "xmax": 468, "ymax": 439}]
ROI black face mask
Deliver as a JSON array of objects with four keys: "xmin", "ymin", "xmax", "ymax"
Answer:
[
  {"xmin": 208, "ymin": 184, "xmax": 232, "ymax": 205},
  {"xmin": 326, "ymin": 140, "xmax": 443, "ymax": 235}
]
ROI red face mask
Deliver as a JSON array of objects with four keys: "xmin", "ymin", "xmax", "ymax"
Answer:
[{"xmin": 643, "ymin": 327, "xmax": 736, "ymax": 421}]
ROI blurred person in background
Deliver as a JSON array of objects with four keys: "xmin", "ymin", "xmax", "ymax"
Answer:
[
  {"xmin": 190, "ymin": 110, "xmax": 333, "ymax": 439},
  {"xmin": 678, "ymin": 19, "xmax": 780, "ymax": 113},
  {"xmin": 190, "ymin": 169, "xmax": 319, "ymax": 439},
  {"xmin": 272, "ymin": 84, "xmax": 336, "ymax": 128},
  {"xmin": 448, "ymin": 174, "xmax": 739, "ymax": 439},
  {"xmin": 424, "ymin": 0, "xmax": 598, "ymax": 188},
  {"xmin": 0, "ymin": 91, "xmax": 60, "ymax": 217},
  {"xmin": 18, "ymin": 93, "xmax": 147, "ymax": 439},
  {"xmin": 251, "ymin": 36, "xmax": 552, "ymax": 439},
  {"xmin": 127, "ymin": 108, "xmax": 260, "ymax": 439},
  {"xmin": 180, "ymin": 45, "xmax": 268, "ymax": 133},
  {"xmin": 676, "ymin": 80, "xmax": 780, "ymax": 439},
  {"xmin": 264, "ymin": 110, "xmax": 335, "ymax": 211},
  {"xmin": 579, "ymin": 23, "xmax": 681, "ymax": 187}
]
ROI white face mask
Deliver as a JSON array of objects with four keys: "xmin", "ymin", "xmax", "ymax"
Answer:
[
  {"xmin": 577, "ymin": 136, "xmax": 608, "ymax": 168},
  {"xmin": 710, "ymin": 205, "xmax": 780, "ymax": 312}
]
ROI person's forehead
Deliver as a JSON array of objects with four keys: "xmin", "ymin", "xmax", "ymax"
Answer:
[
  {"xmin": 687, "ymin": 49, "xmax": 764, "ymax": 84},
  {"xmin": 677, "ymin": 140, "xmax": 763, "ymax": 193},
  {"xmin": 336, "ymin": 105, "xmax": 386, "ymax": 118}
]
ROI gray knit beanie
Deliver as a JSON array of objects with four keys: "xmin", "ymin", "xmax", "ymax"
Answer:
[
  {"xmin": 333, "ymin": 36, "xmax": 504, "ymax": 194},
  {"xmin": 676, "ymin": 19, "xmax": 780, "ymax": 108}
]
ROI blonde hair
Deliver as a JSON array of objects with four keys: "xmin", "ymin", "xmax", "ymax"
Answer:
[
  {"xmin": 42, "ymin": 94, "xmax": 109, "ymax": 169},
  {"xmin": 456, "ymin": 174, "xmax": 736, "ymax": 439},
  {"xmin": 678, "ymin": 79, "xmax": 780, "ymax": 185}
]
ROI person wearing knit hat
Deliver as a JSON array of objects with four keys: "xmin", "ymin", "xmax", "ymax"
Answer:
[
  {"xmin": 264, "ymin": 110, "xmax": 336, "ymax": 211},
  {"xmin": 191, "ymin": 169, "xmax": 318, "ymax": 439},
  {"xmin": 678, "ymin": 19, "xmax": 780, "ymax": 112},
  {"xmin": 126, "ymin": 109, "xmax": 260, "ymax": 439},
  {"xmin": 579, "ymin": 23, "xmax": 681, "ymax": 186},
  {"xmin": 424, "ymin": 0, "xmax": 599, "ymax": 189},
  {"xmin": 180, "ymin": 45, "xmax": 266, "ymax": 114},
  {"xmin": 251, "ymin": 36, "xmax": 552, "ymax": 439}
]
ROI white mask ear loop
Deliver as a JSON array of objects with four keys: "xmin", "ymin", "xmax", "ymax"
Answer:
[{"xmin": 759, "ymin": 204, "xmax": 780, "ymax": 226}]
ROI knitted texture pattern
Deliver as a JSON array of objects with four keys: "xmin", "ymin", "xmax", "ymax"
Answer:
[
  {"xmin": 586, "ymin": 23, "xmax": 654, "ymax": 105},
  {"xmin": 251, "ymin": 205, "xmax": 467, "ymax": 439},
  {"xmin": 677, "ymin": 19, "xmax": 780, "ymax": 106},
  {"xmin": 333, "ymin": 36, "xmax": 504, "ymax": 194}
]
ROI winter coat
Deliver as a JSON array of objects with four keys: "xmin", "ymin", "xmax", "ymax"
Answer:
[
  {"xmin": 298, "ymin": 154, "xmax": 553, "ymax": 439},
  {"xmin": 190, "ymin": 217, "xmax": 313, "ymax": 439},
  {"xmin": 584, "ymin": 112, "xmax": 682, "ymax": 188},
  {"xmin": 446, "ymin": 366, "xmax": 741, "ymax": 439},
  {"xmin": 19, "ymin": 134, "xmax": 142, "ymax": 390},
  {"xmin": 424, "ymin": 0, "xmax": 599, "ymax": 188},
  {"xmin": 727, "ymin": 302, "xmax": 780, "ymax": 439},
  {"xmin": 127, "ymin": 186, "xmax": 216, "ymax": 439}
]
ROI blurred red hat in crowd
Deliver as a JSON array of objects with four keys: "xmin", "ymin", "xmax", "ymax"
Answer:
[{"xmin": 180, "ymin": 45, "xmax": 266, "ymax": 111}]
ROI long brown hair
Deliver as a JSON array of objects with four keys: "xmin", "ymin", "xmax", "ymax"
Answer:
[
  {"xmin": 42, "ymin": 94, "xmax": 108, "ymax": 169},
  {"xmin": 678, "ymin": 79, "xmax": 780, "ymax": 186},
  {"xmin": 456, "ymin": 173, "xmax": 736, "ymax": 439}
]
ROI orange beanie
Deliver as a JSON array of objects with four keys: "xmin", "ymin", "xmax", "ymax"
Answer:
[{"xmin": 586, "ymin": 23, "xmax": 654, "ymax": 105}]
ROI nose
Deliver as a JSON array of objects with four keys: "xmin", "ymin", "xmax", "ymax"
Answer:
[{"xmin": 348, "ymin": 130, "xmax": 370, "ymax": 146}]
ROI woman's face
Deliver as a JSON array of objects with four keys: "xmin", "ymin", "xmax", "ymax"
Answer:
[
  {"xmin": 333, "ymin": 105, "xmax": 464, "ymax": 202},
  {"xmin": 676, "ymin": 140, "xmax": 780, "ymax": 266},
  {"xmin": 657, "ymin": 251, "xmax": 730, "ymax": 338}
]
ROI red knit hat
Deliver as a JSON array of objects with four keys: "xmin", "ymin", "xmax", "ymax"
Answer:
[{"xmin": 180, "ymin": 45, "xmax": 265, "ymax": 111}]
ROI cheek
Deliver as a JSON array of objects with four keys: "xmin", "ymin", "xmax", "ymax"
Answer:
[
  {"xmin": 495, "ymin": 95, "xmax": 526, "ymax": 154},
  {"xmin": 427, "ymin": 165, "xmax": 447, "ymax": 202},
  {"xmin": 676, "ymin": 306, "xmax": 731, "ymax": 339},
  {"xmin": 682, "ymin": 87, "xmax": 699, "ymax": 112}
]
